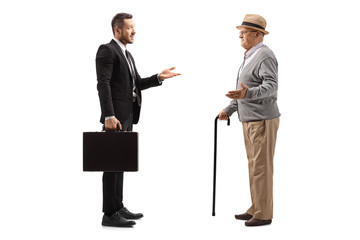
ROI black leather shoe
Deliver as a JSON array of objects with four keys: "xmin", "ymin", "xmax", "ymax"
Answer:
[
  {"xmin": 118, "ymin": 207, "xmax": 144, "ymax": 220},
  {"xmin": 235, "ymin": 213, "xmax": 253, "ymax": 221},
  {"xmin": 245, "ymin": 217, "xmax": 272, "ymax": 227},
  {"xmin": 102, "ymin": 212, "xmax": 136, "ymax": 227}
]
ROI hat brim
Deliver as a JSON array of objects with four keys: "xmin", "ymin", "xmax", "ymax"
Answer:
[{"xmin": 236, "ymin": 25, "xmax": 269, "ymax": 35}]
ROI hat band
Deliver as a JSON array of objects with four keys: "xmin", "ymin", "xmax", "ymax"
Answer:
[{"xmin": 241, "ymin": 21, "xmax": 265, "ymax": 30}]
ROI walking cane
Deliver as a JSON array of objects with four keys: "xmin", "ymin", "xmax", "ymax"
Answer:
[{"xmin": 212, "ymin": 115, "xmax": 230, "ymax": 216}]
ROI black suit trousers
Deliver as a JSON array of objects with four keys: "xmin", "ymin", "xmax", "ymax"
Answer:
[{"xmin": 102, "ymin": 112, "xmax": 133, "ymax": 215}]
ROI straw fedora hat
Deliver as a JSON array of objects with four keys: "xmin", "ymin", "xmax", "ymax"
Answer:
[{"xmin": 236, "ymin": 14, "xmax": 269, "ymax": 35}]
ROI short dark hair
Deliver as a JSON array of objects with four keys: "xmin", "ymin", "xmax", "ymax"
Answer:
[{"xmin": 111, "ymin": 13, "xmax": 133, "ymax": 35}]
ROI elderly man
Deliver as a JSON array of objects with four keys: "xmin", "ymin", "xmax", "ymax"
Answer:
[{"xmin": 219, "ymin": 14, "xmax": 280, "ymax": 227}]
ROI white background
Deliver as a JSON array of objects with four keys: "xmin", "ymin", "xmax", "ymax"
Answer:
[{"xmin": 1, "ymin": 0, "xmax": 360, "ymax": 239}]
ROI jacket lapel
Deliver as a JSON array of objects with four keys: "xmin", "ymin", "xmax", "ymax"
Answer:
[{"xmin": 110, "ymin": 40, "xmax": 133, "ymax": 76}]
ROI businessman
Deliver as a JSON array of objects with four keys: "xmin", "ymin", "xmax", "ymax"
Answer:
[
  {"xmin": 96, "ymin": 13, "xmax": 180, "ymax": 227},
  {"xmin": 219, "ymin": 14, "xmax": 280, "ymax": 227}
]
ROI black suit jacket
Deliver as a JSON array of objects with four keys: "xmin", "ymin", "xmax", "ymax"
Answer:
[{"xmin": 96, "ymin": 40, "xmax": 161, "ymax": 124}]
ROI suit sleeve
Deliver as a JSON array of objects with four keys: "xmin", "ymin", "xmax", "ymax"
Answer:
[
  {"xmin": 128, "ymin": 53, "xmax": 162, "ymax": 90},
  {"xmin": 96, "ymin": 45, "xmax": 115, "ymax": 118},
  {"xmin": 137, "ymin": 73, "xmax": 162, "ymax": 90}
]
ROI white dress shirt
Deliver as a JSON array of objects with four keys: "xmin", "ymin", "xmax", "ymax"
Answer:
[{"xmin": 238, "ymin": 42, "xmax": 265, "ymax": 78}]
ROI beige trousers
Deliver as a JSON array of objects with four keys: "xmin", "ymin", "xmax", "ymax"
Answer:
[{"xmin": 242, "ymin": 117, "xmax": 279, "ymax": 220}]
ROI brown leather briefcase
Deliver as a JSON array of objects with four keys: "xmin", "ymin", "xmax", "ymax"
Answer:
[{"xmin": 83, "ymin": 131, "xmax": 138, "ymax": 172}]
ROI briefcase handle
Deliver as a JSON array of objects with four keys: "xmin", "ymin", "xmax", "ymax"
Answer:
[{"xmin": 102, "ymin": 125, "xmax": 122, "ymax": 132}]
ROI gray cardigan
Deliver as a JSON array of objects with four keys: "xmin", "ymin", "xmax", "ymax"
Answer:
[{"xmin": 224, "ymin": 46, "xmax": 280, "ymax": 122}]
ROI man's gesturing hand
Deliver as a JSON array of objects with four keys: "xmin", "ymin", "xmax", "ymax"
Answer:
[
  {"xmin": 105, "ymin": 118, "xmax": 122, "ymax": 131},
  {"xmin": 226, "ymin": 82, "xmax": 248, "ymax": 99},
  {"xmin": 159, "ymin": 67, "xmax": 181, "ymax": 80}
]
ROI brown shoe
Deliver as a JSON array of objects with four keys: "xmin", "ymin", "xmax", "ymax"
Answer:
[
  {"xmin": 245, "ymin": 218, "xmax": 272, "ymax": 227},
  {"xmin": 235, "ymin": 213, "xmax": 253, "ymax": 220}
]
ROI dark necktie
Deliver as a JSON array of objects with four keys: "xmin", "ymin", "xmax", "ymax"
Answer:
[
  {"xmin": 125, "ymin": 50, "xmax": 135, "ymax": 78},
  {"xmin": 125, "ymin": 50, "xmax": 140, "ymax": 106}
]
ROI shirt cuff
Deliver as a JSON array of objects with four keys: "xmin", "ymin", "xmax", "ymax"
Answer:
[
  {"xmin": 157, "ymin": 73, "xmax": 163, "ymax": 83},
  {"xmin": 105, "ymin": 116, "xmax": 115, "ymax": 120}
]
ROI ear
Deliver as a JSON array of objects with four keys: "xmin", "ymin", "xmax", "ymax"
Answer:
[{"xmin": 115, "ymin": 27, "xmax": 122, "ymax": 35}]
